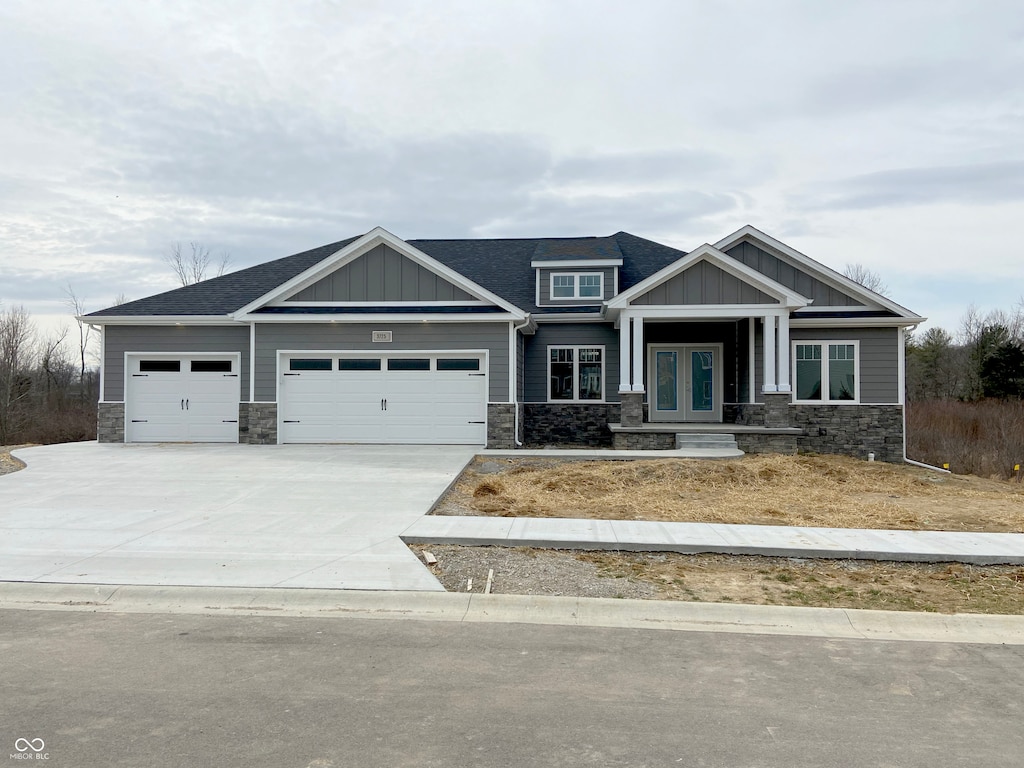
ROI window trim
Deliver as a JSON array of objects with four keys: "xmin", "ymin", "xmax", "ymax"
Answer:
[
  {"xmin": 791, "ymin": 340, "xmax": 861, "ymax": 404},
  {"xmin": 548, "ymin": 271, "xmax": 604, "ymax": 301},
  {"xmin": 546, "ymin": 345, "xmax": 606, "ymax": 403}
]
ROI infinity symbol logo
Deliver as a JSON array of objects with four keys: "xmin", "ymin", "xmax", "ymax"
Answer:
[{"xmin": 14, "ymin": 738, "xmax": 45, "ymax": 752}]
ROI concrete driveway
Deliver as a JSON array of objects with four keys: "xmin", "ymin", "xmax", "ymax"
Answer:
[{"xmin": 0, "ymin": 442, "xmax": 476, "ymax": 591}]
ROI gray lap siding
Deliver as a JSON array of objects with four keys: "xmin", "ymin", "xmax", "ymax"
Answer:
[
  {"xmin": 790, "ymin": 326, "xmax": 900, "ymax": 403},
  {"xmin": 523, "ymin": 323, "xmax": 620, "ymax": 403},
  {"xmin": 254, "ymin": 322, "xmax": 511, "ymax": 402},
  {"xmin": 102, "ymin": 325, "xmax": 251, "ymax": 402}
]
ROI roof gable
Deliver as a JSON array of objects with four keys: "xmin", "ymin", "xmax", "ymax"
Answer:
[
  {"xmin": 235, "ymin": 227, "xmax": 525, "ymax": 318},
  {"xmin": 714, "ymin": 226, "xmax": 923, "ymax": 320},
  {"xmin": 723, "ymin": 240, "xmax": 864, "ymax": 307},
  {"xmin": 283, "ymin": 243, "xmax": 476, "ymax": 303},
  {"xmin": 631, "ymin": 259, "xmax": 778, "ymax": 306},
  {"xmin": 608, "ymin": 244, "xmax": 810, "ymax": 311}
]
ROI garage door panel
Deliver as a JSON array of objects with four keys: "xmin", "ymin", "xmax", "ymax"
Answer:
[
  {"xmin": 279, "ymin": 354, "xmax": 487, "ymax": 445},
  {"xmin": 126, "ymin": 357, "xmax": 239, "ymax": 443}
]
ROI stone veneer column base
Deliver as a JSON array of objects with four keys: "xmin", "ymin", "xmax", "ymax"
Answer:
[
  {"xmin": 522, "ymin": 403, "xmax": 620, "ymax": 447},
  {"xmin": 619, "ymin": 391, "xmax": 644, "ymax": 428},
  {"xmin": 487, "ymin": 403, "xmax": 517, "ymax": 449},
  {"xmin": 97, "ymin": 402, "xmax": 125, "ymax": 443},
  {"xmin": 239, "ymin": 402, "xmax": 278, "ymax": 445},
  {"xmin": 762, "ymin": 391, "xmax": 792, "ymax": 428}
]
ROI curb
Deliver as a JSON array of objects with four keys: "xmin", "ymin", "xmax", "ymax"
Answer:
[{"xmin": 2, "ymin": 581, "xmax": 1022, "ymax": 645}]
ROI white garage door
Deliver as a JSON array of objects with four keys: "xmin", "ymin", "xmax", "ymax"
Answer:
[
  {"xmin": 279, "ymin": 354, "xmax": 487, "ymax": 444},
  {"xmin": 126, "ymin": 355, "xmax": 240, "ymax": 443}
]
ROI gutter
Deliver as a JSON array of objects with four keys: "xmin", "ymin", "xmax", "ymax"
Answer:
[{"xmin": 511, "ymin": 316, "xmax": 533, "ymax": 447}]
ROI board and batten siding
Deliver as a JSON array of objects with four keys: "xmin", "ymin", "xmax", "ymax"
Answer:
[
  {"xmin": 536, "ymin": 267, "xmax": 616, "ymax": 306},
  {"xmin": 790, "ymin": 326, "xmax": 900, "ymax": 403},
  {"xmin": 102, "ymin": 325, "xmax": 251, "ymax": 403},
  {"xmin": 632, "ymin": 261, "xmax": 776, "ymax": 305},
  {"xmin": 286, "ymin": 244, "xmax": 475, "ymax": 303},
  {"xmin": 725, "ymin": 241, "xmax": 864, "ymax": 307},
  {"xmin": 254, "ymin": 322, "xmax": 510, "ymax": 402},
  {"xmin": 523, "ymin": 323, "xmax": 620, "ymax": 402}
]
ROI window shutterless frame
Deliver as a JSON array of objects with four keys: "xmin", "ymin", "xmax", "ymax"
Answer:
[
  {"xmin": 548, "ymin": 272, "xmax": 604, "ymax": 301},
  {"xmin": 546, "ymin": 345, "xmax": 605, "ymax": 402},
  {"xmin": 791, "ymin": 340, "xmax": 860, "ymax": 404}
]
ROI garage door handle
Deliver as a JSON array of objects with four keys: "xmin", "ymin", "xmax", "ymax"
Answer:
[
  {"xmin": 186, "ymin": 399, "xmax": 189, "ymax": 410},
  {"xmin": 181, "ymin": 399, "xmax": 184, "ymax": 410}
]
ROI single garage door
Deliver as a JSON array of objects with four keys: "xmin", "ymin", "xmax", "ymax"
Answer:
[
  {"xmin": 125, "ymin": 355, "xmax": 240, "ymax": 442},
  {"xmin": 279, "ymin": 353, "xmax": 487, "ymax": 444}
]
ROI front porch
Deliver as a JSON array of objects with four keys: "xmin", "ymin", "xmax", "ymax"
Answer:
[{"xmin": 608, "ymin": 420, "xmax": 801, "ymax": 453}]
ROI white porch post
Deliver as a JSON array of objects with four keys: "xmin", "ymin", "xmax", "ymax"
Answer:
[
  {"xmin": 748, "ymin": 318, "xmax": 756, "ymax": 403},
  {"xmin": 631, "ymin": 315, "xmax": 645, "ymax": 391},
  {"xmin": 777, "ymin": 312, "xmax": 791, "ymax": 392},
  {"xmin": 618, "ymin": 316, "xmax": 632, "ymax": 392},
  {"xmin": 763, "ymin": 313, "xmax": 777, "ymax": 392}
]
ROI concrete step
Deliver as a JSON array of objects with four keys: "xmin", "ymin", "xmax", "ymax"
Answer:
[{"xmin": 675, "ymin": 433, "xmax": 739, "ymax": 451}]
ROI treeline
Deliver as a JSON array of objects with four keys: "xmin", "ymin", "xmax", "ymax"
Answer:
[
  {"xmin": 906, "ymin": 303, "xmax": 1024, "ymax": 478},
  {"xmin": 0, "ymin": 304, "xmax": 98, "ymax": 446}
]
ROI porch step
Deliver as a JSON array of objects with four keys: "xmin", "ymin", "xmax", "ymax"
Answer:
[{"xmin": 675, "ymin": 433, "xmax": 740, "ymax": 451}]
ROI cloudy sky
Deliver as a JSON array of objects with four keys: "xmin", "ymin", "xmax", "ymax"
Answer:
[{"xmin": 2, "ymin": 0, "xmax": 1022, "ymax": 337}]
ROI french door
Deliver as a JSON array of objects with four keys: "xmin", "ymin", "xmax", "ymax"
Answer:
[{"xmin": 648, "ymin": 345, "xmax": 722, "ymax": 422}]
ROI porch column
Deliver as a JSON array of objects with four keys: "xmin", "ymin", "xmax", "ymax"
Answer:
[
  {"xmin": 763, "ymin": 313, "xmax": 777, "ymax": 392},
  {"xmin": 777, "ymin": 312, "xmax": 791, "ymax": 392},
  {"xmin": 618, "ymin": 317, "xmax": 632, "ymax": 392},
  {"xmin": 631, "ymin": 315, "xmax": 645, "ymax": 392}
]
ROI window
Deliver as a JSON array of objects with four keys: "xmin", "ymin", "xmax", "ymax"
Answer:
[
  {"xmin": 338, "ymin": 359, "xmax": 381, "ymax": 371},
  {"xmin": 794, "ymin": 342, "xmax": 858, "ymax": 402},
  {"xmin": 548, "ymin": 346, "xmax": 604, "ymax": 401},
  {"xmin": 387, "ymin": 358, "xmax": 430, "ymax": 371},
  {"xmin": 437, "ymin": 358, "xmax": 481, "ymax": 371},
  {"xmin": 549, "ymin": 272, "xmax": 603, "ymax": 300},
  {"xmin": 190, "ymin": 360, "xmax": 232, "ymax": 373},
  {"xmin": 290, "ymin": 358, "xmax": 332, "ymax": 371},
  {"xmin": 139, "ymin": 360, "xmax": 181, "ymax": 372}
]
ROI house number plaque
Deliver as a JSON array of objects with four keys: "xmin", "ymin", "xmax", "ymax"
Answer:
[{"xmin": 371, "ymin": 330, "xmax": 393, "ymax": 343}]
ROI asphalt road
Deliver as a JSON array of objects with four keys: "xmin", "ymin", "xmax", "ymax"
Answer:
[{"xmin": 2, "ymin": 609, "xmax": 1022, "ymax": 768}]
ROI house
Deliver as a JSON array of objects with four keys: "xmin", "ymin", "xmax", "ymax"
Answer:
[{"xmin": 84, "ymin": 225, "xmax": 924, "ymax": 461}]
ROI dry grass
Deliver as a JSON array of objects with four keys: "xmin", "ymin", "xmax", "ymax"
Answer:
[
  {"xmin": 578, "ymin": 551, "xmax": 1024, "ymax": 614},
  {"xmin": 908, "ymin": 399, "xmax": 1024, "ymax": 479},
  {"xmin": 438, "ymin": 454, "xmax": 1024, "ymax": 533}
]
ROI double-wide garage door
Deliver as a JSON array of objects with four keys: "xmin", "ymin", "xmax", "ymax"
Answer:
[
  {"xmin": 279, "ymin": 353, "xmax": 487, "ymax": 444},
  {"xmin": 126, "ymin": 355, "xmax": 240, "ymax": 442}
]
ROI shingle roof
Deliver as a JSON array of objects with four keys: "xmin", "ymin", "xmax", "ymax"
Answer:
[{"xmin": 86, "ymin": 232, "xmax": 687, "ymax": 317}]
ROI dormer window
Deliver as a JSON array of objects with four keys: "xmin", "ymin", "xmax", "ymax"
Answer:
[{"xmin": 551, "ymin": 272, "xmax": 603, "ymax": 300}]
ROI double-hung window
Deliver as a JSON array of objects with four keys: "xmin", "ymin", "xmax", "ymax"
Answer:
[
  {"xmin": 794, "ymin": 341, "xmax": 859, "ymax": 402},
  {"xmin": 550, "ymin": 272, "xmax": 603, "ymax": 300},
  {"xmin": 549, "ymin": 346, "xmax": 604, "ymax": 401}
]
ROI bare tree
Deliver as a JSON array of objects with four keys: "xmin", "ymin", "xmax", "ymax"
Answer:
[
  {"xmin": 39, "ymin": 325, "xmax": 73, "ymax": 405},
  {"xmin": 842, "ymin": 263, "xmax": 889, "ymax": 296},
  {"xmin": 164, "ymin": 242, "xmax": 232, "ymax": 286},
  {"xmin": 64, "ymin": 285, "xmax": 96, "ymax": 402},
  {"xmin": 0, "ymin": 304, "xmax": 36, "ymax": 444}
]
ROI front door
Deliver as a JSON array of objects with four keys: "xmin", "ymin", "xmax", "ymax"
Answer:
[{"xmin": 649, "ymin": 345, "xmax": 722, "ymax": 422}]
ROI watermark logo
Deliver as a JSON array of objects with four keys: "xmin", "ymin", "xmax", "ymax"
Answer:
[{"xmin": 10, "ymin": 738, "xmax": 48, "ymax": 760}]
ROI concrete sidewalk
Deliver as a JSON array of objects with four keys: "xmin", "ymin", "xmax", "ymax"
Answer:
[{"xmin": 403, "ymin": 515, "xmax": 1024, "ymax": 565}]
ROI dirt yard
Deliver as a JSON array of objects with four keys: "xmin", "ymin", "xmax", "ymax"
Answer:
[
  {"xmin": 434, "ymin": 454, "xmax": 1024, "ymax": 533},
  {"xmin": 411, "ymin": 544, "xmax": 1024, "ymax": 615}
]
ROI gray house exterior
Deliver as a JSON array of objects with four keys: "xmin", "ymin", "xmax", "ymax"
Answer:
[{"xmin": 85, "ymin": 226, "xmax": 924, "ymax": 461}]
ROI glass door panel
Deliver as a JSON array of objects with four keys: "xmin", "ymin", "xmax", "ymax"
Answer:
[
  {"xmin": 690, "ymin": 350, "xmax": 714, "ymax": 413},
  {"xmin": 655, "ymin": 351, "xmax": 678, "ymax": 412}
]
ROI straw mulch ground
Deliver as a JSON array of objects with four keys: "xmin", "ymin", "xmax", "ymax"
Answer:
[{"xmin": 435, "ymin": 454, "xmax": 1024, "ymax": 533}]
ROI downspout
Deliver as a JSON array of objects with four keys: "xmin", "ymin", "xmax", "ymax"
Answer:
[
  {"xmin": 512, "ymin": 317, "xmax": 532, "ymax": 447},
  {"xmin": 900, "ymin": 324, "xmax": 950, "ymax": 474}
]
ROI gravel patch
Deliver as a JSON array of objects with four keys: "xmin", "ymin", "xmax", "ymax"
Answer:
[
  {"xmin": 0, "ymin": 445, "xmax": 30, "ymax": 477},
  {"xmin": 409, "ymin": 544, "xmax": 657, "ymax": 600}
]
